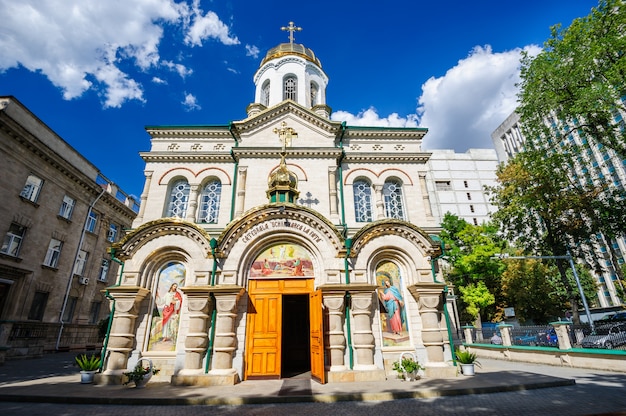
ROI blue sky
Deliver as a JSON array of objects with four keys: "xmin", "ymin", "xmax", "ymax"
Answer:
[{"xmin": 0, "ymin": 0, "xmax": 598, "ymax": 199}]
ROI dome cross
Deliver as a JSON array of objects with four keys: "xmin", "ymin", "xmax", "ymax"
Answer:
[{"xmin": 281, "ymin": 21, "xmax": 302, "ymax": 44}]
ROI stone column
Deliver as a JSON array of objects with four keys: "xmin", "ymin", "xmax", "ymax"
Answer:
[
  {"xmin": 135, "ymin": 171, "xmax": 152, "ymax": 224},
  {"xmin": 409, "ymin": 284, "xmax": 446, "ymax": 363},
  {"xmin": 186, "ymin": 184, "xmax": 200, "ymax": 222},
  {"xmin": 418, "ymin": 172, "xmax": 433, "ymax": 217},
  {"xmin": 101, "ymin": 287, "xmax": 150, "ymax": 376},
  {"xmin": 179, "ymin": 288, "xmax": 213, "ymax": 372},
  {"xmin": 551, "ymin": 321, "xmax": 573, "ymax": 350},
  {"xmin": 234, "ymin": 167, "xmax": 247, "ymax": 218},
  {"xmin": 328, "ymin": 167, "xmax": 338, "ymax": 221},
  {"xmin": 349, "ymin": 290, "xmax": 377, "ymax": 370},
  {"xmin": 210, "ymin": 287, "xmax": 245, "ymax": 375},
  {"xmin": 322, "ymin": 292, "xmax": 347, "ymax": 371},
  {"xmin": 373, "ymin": 184, "xmax": 385, "ymax": 219},
  {"xmin": 461, "ymin": 325, "xmax": 474, "ymax": 344},
  {"xmin": 498, "ymin": 324, "xmax": 513, "ymax": 346}
]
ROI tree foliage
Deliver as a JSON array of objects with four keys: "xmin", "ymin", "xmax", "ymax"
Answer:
[{"xmin": 440, "ymin": 214, "xmax": 505, "ymax": 322}]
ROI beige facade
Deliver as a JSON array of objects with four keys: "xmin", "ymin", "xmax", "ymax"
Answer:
[
  {"xmin": 102, "ymin": 33, "xmax": 456, "ymax": 385},
  {"xmin": 0, "ymin": 96, "xmax": 138, "ymax": 361}
]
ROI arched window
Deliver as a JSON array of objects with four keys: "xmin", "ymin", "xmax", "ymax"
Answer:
[
  {"xmin": 284, "ymin": 76, "xmax": 297, "ymax": 101},
  {"xmin": 197, "ymin": 179, "xmax": 221, "ymax": 224},
  {"xmin": 166, "ymin": 179, "xmax": 190, "ymax": 218},
  {"xmin": 261, "ymin": 80, "xmax": 270, "ymax": 106},
  {"xmin": 383, "ymin": 179, "xmax": 405, "ymax": 220},
  {"xmin": 353, "ymin": 179, "xmax": 373, "ymax": 222},
  {"xmin": 310, "ymin": 82, "xmax": 318, "ymax": 106}
]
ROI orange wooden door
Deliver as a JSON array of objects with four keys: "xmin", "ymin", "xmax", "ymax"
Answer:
[
  {"xmin": 245, "ymin": 293, "xmax": 282, "ymax": 379},
  {"xmin": 309, "ymin": 289, "xmax": 326, "ymax": 384}
]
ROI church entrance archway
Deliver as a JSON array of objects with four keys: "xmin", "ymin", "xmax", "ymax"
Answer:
[{"xmin": 244, "ymin": 278, "xmax": 325, "ymax": 383}]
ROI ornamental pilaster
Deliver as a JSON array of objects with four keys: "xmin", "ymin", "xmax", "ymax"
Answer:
[
  {"xmin": 322, "ymin": 292, "xmax": 346, "ymax": 371},
  {"xmin": 408, "ymin": 283, "xmax": 446, "ymax": 363},
  {"xmin": 210, "ymin": 286, "xmax": 245, "ymax": 375},
  {"xmin": 350, "ymin": 289, "xmax": 378, "ymax": 370},
  {"xmin": 179, "ymin": 287, "xmax": 214, "ymax": 372},
  {"xmin": 102, "ymin": 287, "xmax": 150, "ymax": 374}
]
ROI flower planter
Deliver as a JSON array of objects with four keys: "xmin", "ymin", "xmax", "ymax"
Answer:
[
  {"xmin": 123, "ymin": 358, "xmax": 157, "ymax": 388},
  {"xmin": 460, "ymin": 363, "xmax": 475, "ymax": 376},
  {"xmin": 80, "ymin": 370, "xmax": 97, "ymax": 384}
]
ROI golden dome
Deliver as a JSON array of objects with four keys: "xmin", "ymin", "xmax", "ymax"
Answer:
[{"xmin": 260, "ymin": 43, "xmax": 322, "ymax": 67}]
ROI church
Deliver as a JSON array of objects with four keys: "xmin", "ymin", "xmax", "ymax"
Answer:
[{"xmin": 102, "ymin": 22, "xmax": 455, "ymax": 385}]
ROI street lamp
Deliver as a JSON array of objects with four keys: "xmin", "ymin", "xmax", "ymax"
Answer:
[{"xmin": 493, "ymin": 251, "xmax": 594, "ymax": 332}]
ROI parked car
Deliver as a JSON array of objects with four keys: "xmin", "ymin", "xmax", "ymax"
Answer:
[
  {"xmin": 608, "ymin": 311, "xmax": 626, "ymax": 322},
  {"xmin": 513, "ymin": 332, "xmax": 537, "ymax": 346},
  {"xmin": 581, "ymin": 323, "xmax": 626, "ymax": 349},
  {"xmin": 537, "ymin": 328, "xmax": 558, "ymax": 347}
]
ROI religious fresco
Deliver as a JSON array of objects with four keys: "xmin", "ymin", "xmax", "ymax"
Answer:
[
  {"xmin": 376, "ymin": 261, "xmax": 410, "ymax": 347},
  {"xmin": 148, "ymin": 262, "xmax": 185, "ymax": 351},
  {"xmin": 250, "ymin": 243, "xmax": 313, "ymax": 278}
]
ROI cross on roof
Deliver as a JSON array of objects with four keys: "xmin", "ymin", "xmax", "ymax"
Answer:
[
  {"xmin": 273, "ymin": 121, "xmax": 298, "ymax": 153},
  {"xmin": 281, "ymin": 21, "xmax": 302, "ymax": 44}
]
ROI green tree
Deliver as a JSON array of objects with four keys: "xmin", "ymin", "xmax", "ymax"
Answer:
[
  {"xmin": 440, "ymin": 214, "xmax": 505, "ymax": 324},
  {"xmin": 515, "ymin": 0, "xmax": 626, "ymax": 293}
]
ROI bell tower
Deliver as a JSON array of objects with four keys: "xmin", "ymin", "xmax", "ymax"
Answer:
[{"xmin": 249, "ymin": 22, "xmax": 330, "ymax": 118}]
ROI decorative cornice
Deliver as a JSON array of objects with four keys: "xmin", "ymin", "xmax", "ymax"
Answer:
[
  {"xmin": 145, "ymin": 127, "xmax": 231, "ymax": 140},
  {"xmin": 231, "ymin": 147, "xmax": 343, "ymax": 159},
  {"xmin": 217, "ymin": 203, "xmax": 344, "ymax": 257},
  {"xmin": 343, "ymin": 153, "xmax": 431, "ymax": 163},
  {"xmin": 350, "ymin": 219, "xmax": 441, "ymax": 257},
  {"xmin": 235, "ymin": 101, "xmax": 341, "ymax": 135},
  {"xmin": 139, "ymin": 152, "xmax": 234, "ymax": 162},
  {"xmin": 113, "ymin": 218, "xmax": 213, "ymax": 260}
]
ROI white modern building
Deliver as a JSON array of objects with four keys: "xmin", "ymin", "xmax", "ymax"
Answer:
[{"xmin": 426, "ymin": 149, "xmax": 498, "ymax": 226}]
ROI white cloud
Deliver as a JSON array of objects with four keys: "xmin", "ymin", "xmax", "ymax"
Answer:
[
  {"xmin": 246, "ymin": 44, "xmax": 260, "ymax": 59},
  {"xmin": 418, "ymin": 45, "xmax": 541, "ymax": 151},
  {"xmin": 182, "ymin": 92, "xmax": 201, "ymax": 111},
  {"xmin": 331, "ymin": 108, "xmax": 418, "ymax": 127},
  {"xmin": 152, "ymin": 76, "xmax": 167, "ymax": 84},
  {"xmin": 184, "ymin": 3, "xmax": 239, "ymax": 47},
  {"xmin": 331, "ymin": 45, "xmax": 541, "ymax": 152},
  {"xmin": 0, "ymin": 0, "xmax": 238, "ymax": 108},
  {"xmin": 163, "ymin": 60, "xmax": 193, "ymax": 78}
]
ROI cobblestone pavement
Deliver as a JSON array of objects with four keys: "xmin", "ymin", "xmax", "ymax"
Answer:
[{"xmin": 0, "ymin": 352, "xmax": 625, "ymax": 415}]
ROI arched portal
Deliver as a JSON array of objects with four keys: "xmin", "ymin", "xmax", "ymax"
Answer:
[{"xmin": 244, "ymin": 242, "xmax": 324, "ymax": 383}]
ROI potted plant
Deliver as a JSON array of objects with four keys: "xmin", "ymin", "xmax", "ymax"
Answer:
[
  {"xmin": 75, "ymin": 354, "xmax": 101, "ymax": 384},
  {"xmin": 455, "ymin": 348, "xmax": 481, "ymax": 376},
  {"xmin": 392, "ymin": 353, "xmax": 424, "ymax": 381},
  {"xmin": 123, "ymin": 358, "xmax": 160, "ymax": 388}
]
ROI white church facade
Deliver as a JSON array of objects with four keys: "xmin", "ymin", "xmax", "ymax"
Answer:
[{"xmin": 101, "ymin": 23, "xmax": 457, "ymax": 385}]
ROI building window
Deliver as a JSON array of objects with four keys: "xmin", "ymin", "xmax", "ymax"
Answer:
[
  {"xmin": 261, "ymin": 80, "xmax": 270, "ymax": 106},
  {"xmin": 1, "ymin": 223, "xmax": 26, "ymax": 257},
  {"xmin": 89, "ymin": 302, "xmax": 102, "ymax": 324},
  {"xmin": 166, "ymin": 180, "xmax": 190, "ymax": 218},
  {"xmin": 28, "ymin": 291, "xmax": 48, "ymax": 321},
  {"xmin": 107, "ymin": 223, "xmax": 118, "ymax": 242},
  {"xmin": 43, "ymin": 238, "xmax": 63, "ymax": 268},
  {"xmin": 310, "ymin": 82, "xmax": 318, "ymax": 106},
  {"xmin": 383, "ymin": 179, "xmax": 405, "ymax": 220},
  {"xmin": 284, "ymin": 76, "xmax": 297, "ymax": 101},
  {"xmin": 20, "ymin": 174, "xmax": 43, "ymax": 202},
  {"xmin": 466, "ymin": 192, "xmax": 472, "ymax": 201},
  {"xmin": 464, "ymin": 180, "xmax": 468, "ymax": 188},
  {"xmin": 353, "ymin": 180, "xmax": 373, "ymax": 222},
  {"xmin": 198, "ymin": 179, "xmax": 222, "ymax": 224},
  {"xmin": 470, "ymin": 205, "xmax": 475, "ymax": 213},
  {"xmin": 73, "ymin": 249, "xmax": 89, "ymax": 276},
  {"xmin": 85, "ymin": 211, "xmax": 98, "ymax": 233},
  {"xmin": 98, "ymin": 259, "xmax": 110, "ymax": 282},
  {"xmin": 58, "ymin": 195, "xmax": 75, "ymax": 220},
  {"xmin": 435, "ymin": 181, "xmax": 452, "ymax": 191},
  {"xmin": 62, "ymin": 296, "xmax": 77, "ymax": 323},
  {"xmin": 473, "ymin": 218, "xmax": 478, "ymax": 225}
]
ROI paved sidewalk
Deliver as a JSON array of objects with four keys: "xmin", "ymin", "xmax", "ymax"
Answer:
[{"xmin": 0, "ymin": 351, "xmax": 587, "ymax": 406}]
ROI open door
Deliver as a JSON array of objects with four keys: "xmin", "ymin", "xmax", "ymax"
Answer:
[
  {"xmin": 245, "ymin": 293, "xmax": 282, "ymax": 379},
  {"xmin": 309, "ymin": 289, "xmax": 325, "ymax": 384}
]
